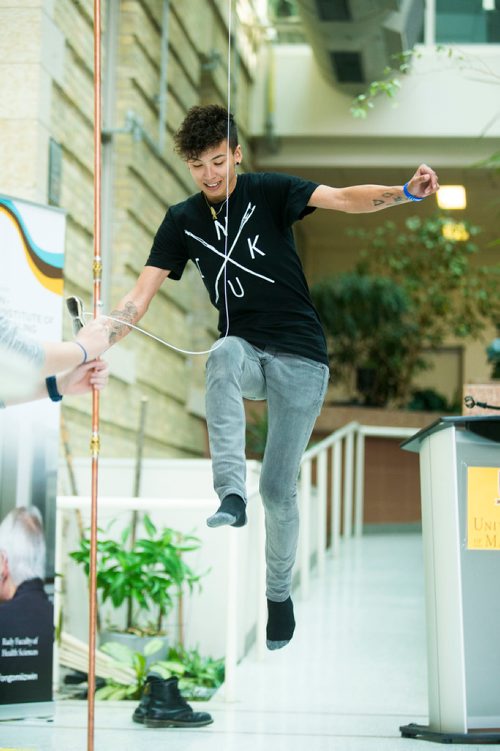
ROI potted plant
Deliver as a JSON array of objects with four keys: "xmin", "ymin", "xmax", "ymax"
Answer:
[
  {"xmin": 69, "ymin": 514, "xmax": 204, "ymax": 655},
  {"xmin": 93, "ymin": 640, "xmax": 225, "ymax": 702}
]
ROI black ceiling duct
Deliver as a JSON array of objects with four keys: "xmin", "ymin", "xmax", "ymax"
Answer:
[{"xmin": 296, "ymin": 0, "xmax": 425, "ymax": 93}]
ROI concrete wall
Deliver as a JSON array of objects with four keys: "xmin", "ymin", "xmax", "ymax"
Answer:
[{"xmin": 252, "ymin": 43, "xmax": 500, "ymax": 150}]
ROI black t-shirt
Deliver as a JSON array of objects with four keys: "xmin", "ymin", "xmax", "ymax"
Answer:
[{"xmin": 146, "ymin": 172, "xmax": 328, "ymax": 364}]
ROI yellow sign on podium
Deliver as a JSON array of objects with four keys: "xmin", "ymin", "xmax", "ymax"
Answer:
[{"xmin": 467, "ymin": 466, "xmax": 500, "ymax": 550}]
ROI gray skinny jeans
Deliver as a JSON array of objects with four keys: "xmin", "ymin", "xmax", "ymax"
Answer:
[{"xmin": 205, "ymin": 336, "xmax": 329, "ymax": 602}]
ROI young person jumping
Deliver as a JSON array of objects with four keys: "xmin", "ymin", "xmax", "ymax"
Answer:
[{"xmin": 105, "ymin": 104, "xmax": 439, "ymax": 650}]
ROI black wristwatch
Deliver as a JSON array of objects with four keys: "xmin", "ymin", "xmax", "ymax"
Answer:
[{"xmin": 45, "ymin": 375, "xmax": 63, "ymax": 402}]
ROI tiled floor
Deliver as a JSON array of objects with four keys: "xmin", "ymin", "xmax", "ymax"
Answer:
[{"xmin": 1, "ymin": 534, "xmax": 485, "ymax": 750}]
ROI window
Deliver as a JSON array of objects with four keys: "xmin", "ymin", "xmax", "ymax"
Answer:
[
  {"xmin": 316, "ymin": 0, "xmax": 351, "ymax": 21},
  {"xmin": 436, "ymin": 0, "xmax": 500, "ymax": 44},
  {"xmin": 330, "ymin": 51, "xmax": 364, "ymax": 83}
]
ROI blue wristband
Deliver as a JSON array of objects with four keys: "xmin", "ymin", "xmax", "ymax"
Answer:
[
  {"xmin": 403, "ymin": 182, "xmax": 424, "ymax": 202},
  {"xmin": 46, "ymin": 375, "xmax": 63, "ymax": 402}
]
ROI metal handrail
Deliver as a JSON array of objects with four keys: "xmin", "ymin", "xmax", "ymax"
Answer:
[{"xmin": 298, "ymin": 422, "xmax": 420, "ymax": 598}]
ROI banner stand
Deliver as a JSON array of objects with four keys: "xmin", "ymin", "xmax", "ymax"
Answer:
[{"xmin": 0, "ymin": 194, "xmax": 66, "ymax": 715}]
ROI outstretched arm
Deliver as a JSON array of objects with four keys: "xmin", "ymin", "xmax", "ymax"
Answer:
[
  {"xmin": 105, "ymin": 266, "xmax": 170, "ymax": 346},
  {"xmin": 308, "ymin": 163, "xmax": 439, "ymax": 213}
]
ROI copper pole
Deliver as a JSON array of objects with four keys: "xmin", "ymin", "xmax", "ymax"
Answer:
[{"xmin": 88, "ymin": 1, "xmax": 102, "ymax": 749}]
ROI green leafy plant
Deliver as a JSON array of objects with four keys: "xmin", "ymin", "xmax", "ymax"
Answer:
[
  {"xmin": 350, "ymin": 50, "xmax": 419, "ymax": 118},
  {"xmin": 95, "ymin": 638, "xmax": 165, "ymax": 701},
  {"xmin": 311, "ymin": 215, "xmax": 500, "ymax": 406},
  {"xmin": 70, "ymin": 515, "xmax": 205, "ymax": 635},
  {"xmin": 94, "ymin": 640, "xmax": 224, "ymax": 701},
  {"xmin": 407, "ymin": 388, "xmax": 459, "ymax": 413},
  {"xmin": 311, "ymin": 271, "xmax": 420, "ymax": 406},
  {"xmin": 351, "ymin": 214, "xmax": 500, "ymax": 402},
  {"xmin": 153, "ymin": 644, "xmax": 225, "ymax": 699}
]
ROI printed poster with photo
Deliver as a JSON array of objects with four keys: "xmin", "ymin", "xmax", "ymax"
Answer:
[{"xmin": 0, "ymin": 194, "xmax": 66, "ymax": 709}]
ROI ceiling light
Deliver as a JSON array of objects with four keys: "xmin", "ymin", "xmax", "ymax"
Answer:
[{"xmin": 437, "ymin": 185, "xmax": 467, "ymax": 210}]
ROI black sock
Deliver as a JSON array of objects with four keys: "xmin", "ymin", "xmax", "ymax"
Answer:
[
  {"xmin": 206, "ymin": 494, "xmax": 247, "ymax": 528},
  {"xmin": 266, "ymin": 596, "xmax": 295, "ymax": 650}
]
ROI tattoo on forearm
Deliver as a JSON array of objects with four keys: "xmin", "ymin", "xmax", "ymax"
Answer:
[
  {"xmin": 372, "ymin": 191, "xmax": 405, "ymax": 208},
  {"xmin": 108, "ymin": 301, "xmax": 138, "ymax": 344}
]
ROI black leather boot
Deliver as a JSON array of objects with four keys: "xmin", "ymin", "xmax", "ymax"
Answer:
[
  {"xmin": 133, "ymin": 674, "xmax": 213, "ymax": 728},
  {"xmin": 132, "ymin": 674, "xmax": 156, "ymax": 724}
]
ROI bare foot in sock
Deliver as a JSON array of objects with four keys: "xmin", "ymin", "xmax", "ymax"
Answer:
[
  {"xmin": 266, "ymin": 596, "xmax": 295, "ymax": 650},
  {"xmin": 206, "ymin": 494, "xmax": 247, "ymax": 528}
]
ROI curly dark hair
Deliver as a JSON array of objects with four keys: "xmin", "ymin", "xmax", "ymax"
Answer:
[{"xmin": 174, "ymin": 105, "xmax": 239, "ymax": 160}]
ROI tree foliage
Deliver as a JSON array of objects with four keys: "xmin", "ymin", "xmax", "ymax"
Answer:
[
  {"xmin": 311, "ymin": 272, "xmax": 421, "ymax": 406},
  {"xmin": 354, "ymin": 215, "xmax": 498, "ymax": 336},
  {"xmin": 311, "ymin": 215, "xmax": 500, "ymax": 406},
  {"xmin": 352, "ymin": 214, "xmax": 500, "ymax": 400},
  {"xmin": 350, "ymin": 50, "xmax": 417, "ymax": 119}
]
